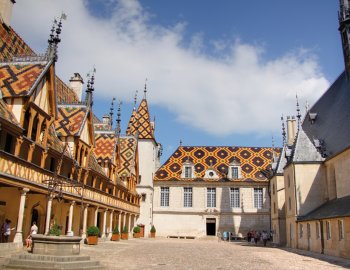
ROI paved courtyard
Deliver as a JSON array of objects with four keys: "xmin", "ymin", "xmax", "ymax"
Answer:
[{"xmin": 80, "ymin": 238, "xmax": 350, "ymax": 270}]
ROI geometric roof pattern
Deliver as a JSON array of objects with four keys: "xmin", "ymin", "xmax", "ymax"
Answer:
[
  {"xmin": 154, "ymin": 146, "xmax": 279, "ymax": 182},
  {"xmin": 0, "ymin": 24, "xmax": 35, "ymax": 61},
  {"xmin": 126, "ymin": 98, "xmax": 154, "ymax": 139},
  {"xmin": 55, "ymin": 106, "xmax": 87, "ymax": 136},
  {"xmin": 118, "ymin": 136, "xmax": 137, "ymax": 178},
  {"xmin": 0, "ymin": 63, "xmax": 47, "ymax": 98},
  {"xmin": 56, "ymin": 76, "xmax": 80, "ymax": 104},
  {"xmin": 94, "ymin": 133, "xmax": 117, "ymax": 164},
  {"xmin": 0, "ymin": 99, "xmax": 19, "ymax": 126}
]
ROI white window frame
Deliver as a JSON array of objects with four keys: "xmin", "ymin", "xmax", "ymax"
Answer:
[
  {"xmin": 230, "ymin": 188, "xmax": 240, "ymax": 208},
  {"xmin": 184, "ymin": 166, "xmax": 192, "ymax": 178},
  {"xmin": 183, "ymin": 187, "xmax": 193, "ymax": 207},
  {"xmin": 338, "ymin": 220, "xmax": 344, "ymax": 240},
  {"xmin": 207, "ymin": 187, "xmax": 216, "ymax": 208},
  {"xmin": 160, "ymin": 187, "xmax": 169, "ymax": 207},
  {"xmin": 228, "ymin": 161, "xmax": 241, "ymax": 179},
  {"xmin": 254, "ymin": 188, "xmax": 263, "ymax": 209}
]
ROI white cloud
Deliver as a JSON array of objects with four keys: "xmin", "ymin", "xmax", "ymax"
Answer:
[{"xmin": 12, "ymin": 0, "xmax": 329, "ymax": 136}]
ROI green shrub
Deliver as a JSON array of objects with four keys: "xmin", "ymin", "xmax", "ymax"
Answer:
[
  {"xmin": 150, "ymin": 225, "xmax": 156, "ymax": 233},
  {"xmin": 87, "ymin": 226, "xmax": 100, "ymax": 236},
  {"xmin": 112, "ymin": 225, "xmax": 119, "ymax": 235},
  {"xmin": 49, "ymin": 224, "xmax": 61, "ymax": 236},
  {"xmin": 122, "ymin": 226, "xmax": 128, "ymax": 234},
  {"xmin": 133, "ymin": 226, "xmax": 141, "ymax": 233}
]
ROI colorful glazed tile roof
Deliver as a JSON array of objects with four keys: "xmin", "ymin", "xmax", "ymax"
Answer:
[
  {"xmin": 0, "ymin": 62, "xmax": 47, "ymax": 98},
  {"xmin": 94, "ymin": 123, "xmax": 112, "ymax": 132},
  {"xmin": 47, "ymin": 125, "xmax": 65, "ymax": 153},
  {"xmin": 56, "ymin": 76, "xmax": 80, "ymax": 104},
  {"xmin": 154, "ymin": 146, "xmax": 279, "ymax": 182},
  {"xmin": 0, "ymin": 99, "xmax": 20, "ymax": 126},
  {"xmin": 55, "ymin": 106, "xmax": 88, "ymax": 136},
  {"xmin": 118, "ymin": 136, "xmax": 138, "ymax": 178},
  {"xmin": 126, "ymin": 99, "xmax": 154, "ymax": 139},
  {"xmin": 89, "ymin": 153, "xmax": 107, "ymax": 177},
  {"xmin": 0, "ymin": 24, "xmax": 35, "ymax": 61},
  {"xmin": 94, "ymin": 133, "xmax": 117, "ymax": 163}
]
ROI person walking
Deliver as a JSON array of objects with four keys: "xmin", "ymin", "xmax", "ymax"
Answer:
[
  {"xmin": 3, "ymin": 219, "xmax": 15, "ymax": 242},
  {"xmin": 254, "ymin": 231, "xmax": 260, "ymax": 245},
  {"xmin": 262, "ymin": 231, "xmax": 268, "ymax": 247},
  {"xmin": 247, "ymin": 231, "xmax": 252, "ymax": 243}
]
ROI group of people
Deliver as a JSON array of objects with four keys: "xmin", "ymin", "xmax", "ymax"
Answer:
[{"xmin": 247, "ymin": 230, "xmax": 271, "ymax": 246}]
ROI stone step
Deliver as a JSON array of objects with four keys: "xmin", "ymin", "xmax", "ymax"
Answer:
[
  {"xmin": 15, "ymin": 254, "xmax": 92, "ymax": 262},
  {"xmin": 4, "ymin": 259, "xmax": 103, "ymax": 270},
  {"xmin": 4, "ymin": 264, "xmax": 104, "ymax": 270}
]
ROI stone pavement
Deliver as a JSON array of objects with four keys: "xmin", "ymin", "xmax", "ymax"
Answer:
[
  {"xmin": 80, "ymin": 238, "xmax": 350, "ymax": 270},
  {"xmin": 1, "ymin": 238, "xmax": 350, "ymax": 270}
]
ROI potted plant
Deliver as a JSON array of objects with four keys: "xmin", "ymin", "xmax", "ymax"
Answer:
[
  {"xmin": 121, "ymin": 226, "xmax": 128, "ymax": 240},
  {"xmin": 87, "ymin": 226, "xmax": 99, "ymax": 245},
  {"xmin": 133, "ymin": 226, "xmax": 141, "ymax": 238},
  {"xmin": 111, "ymin": 225, "xmax": 120, "ymax": 241},
  {"xmin": 150, "ymin": 225, "xmax": 156, "ymax": 238},
  {"xmin": 49, "ymin": 224, "xmax": 61, "ymax": 236}
]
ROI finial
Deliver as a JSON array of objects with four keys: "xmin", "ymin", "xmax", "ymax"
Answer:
[
  {"xmin": 271, "ymin": 134, "xmax": 276, "ymax": 161},
  {"xmin": 144, "ymin": 78, "xmax": 148, "ymax": 98},
  {"xmin": 296, "ymin": 94, "xmax": 301, "ymax": 128},
  {"xmin": 281, "ymin": 115, "xmax": 286, "ymax": 145},
  {"xmin": 85, "ymin": 67, "xmax": 96, "ymax": 107},
  {"xmin": 109, "ymin": 97, "xmax": 116, "ymax": 128},
  {"xmin": 179, "ymin": 139, "xmax": 182, "ymax": 146},
  {"xmin": 115, "ymin": 100, "xmax": 122, "ymax": 137},
  {"xmin": 133, "ymin": 90, "xmax": 138, "ymax": 109},
  {"xmin": 46, "ymin": 13, "xmax": 67, "ymax": 62}
]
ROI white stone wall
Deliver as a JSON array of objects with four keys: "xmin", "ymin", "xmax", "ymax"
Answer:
[{"xmin": 153, "ymin": 184, "xmax": 270, "ymax": 237}]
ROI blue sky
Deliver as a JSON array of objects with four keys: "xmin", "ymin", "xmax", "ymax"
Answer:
[{"xmin": 12, "ymin": 0, "xmax": 344, "ymax": 162}]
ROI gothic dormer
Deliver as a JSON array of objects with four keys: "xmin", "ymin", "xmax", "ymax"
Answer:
[
  {"xmin": 181, "ymin": 158, "xmax": 195, "ymax": 179},
  {"xmin": 339, "ymin": 0, "xmax": 350, "ymax": 77}
]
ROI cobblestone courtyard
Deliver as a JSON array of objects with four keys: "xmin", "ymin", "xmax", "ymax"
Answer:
[{"xmin": 80, "ymin": 238, "xmax": 350, "ymax": 270}]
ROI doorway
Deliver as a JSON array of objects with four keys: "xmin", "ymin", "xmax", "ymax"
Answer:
[{"xmin": 206, "ymin": 218, "xmax": 216, "ymax": 236}]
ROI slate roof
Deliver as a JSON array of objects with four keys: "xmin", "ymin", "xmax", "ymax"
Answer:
[
  {"xmin": 0, "ymin": 61, "xmax": 49, "ymax": 98},
  {"xmin": 155, "ymin": 146, "xmax": 278, "ymax": 182},
  {"xmin": 0, "ymin": 23, "xmax": 35, "ymax": 61},
  {"xmin": 118, "ymin": 136, "xmax": 137, "ymax": 178},
  {"xmin": 302, "ymin": 71, "xmax": 350, "ymax": 158},
  {"xmin": 126, "ymin": 98, "xmax": 154, "ymax": 139},
  {"xmin": 55, "ymin": 105, "xmax": 88, "ymax": 136},
  {"xmin": 298, "ymin": 195, "xmax": 350, "ymax": 221},
  {"xmin": 292, "ymin": 127, "xmax": 324, "ymax": 162}
]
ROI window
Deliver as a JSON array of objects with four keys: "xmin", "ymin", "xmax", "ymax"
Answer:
[
  {"xmin": 273, "ymin": 202, "xmax": 276, "ymax": 214},
  {"xmin": 272, "ymin": 183, "xmax": 275, "ymax": 195},
  {"xmin": 316, "ymin": 222, "xmax": 320, "ymax": 239},
  {"xmin": 338, "ymin": 220, "xmax": 344, "ymax": 240},
  {"xmin": 290, "ymin": 223, "xmax": 293, "ymax": 240},
  {"xmin": 185, "ymin": 166, "xmax": 192, "ymax": 178},
  {"xmin": 326, "ymin": 221, "xmax": 331, "ymax": 240},
  {"xmin": 299, "ymin": 224, "xmax": 303, "ymax": 238},
  {"xmin": 307, "ymin": 223, "xmax": 311, "ymax": 238},
  {"xmin": 160, "ymin": 187, "xmax": 169, "ymax": 207},
  {"xmin": 288, "ymin": 197, "xmax": 292, "ymax": 211},
  {"xmin": 288, "ymin": 176, "xmax": 291, "ymax": 187},
  {"xmin": 254, "ymin": 188, "xmax": 263, "ymax": 209},
  {"xmin": 207, "ymin": 188, "xmax": 216, "ymax": 208},
  {"xmin": 4, "ymin": 133, "xmax": 13, "ymax": 153},
  {"xmin": 232, "ymin": 167, "xmax": 239, "ymax": 179},
  {"xmin": 141, "ymin": 194, "xmax": 146, "ymax": 202},
  {"xmin": 184, "ymin": 187, "xmax": 193, "ymax": 207},
  {"xmin": 230, "ymin": 188, "xmax": 240, "ymax": 208}
]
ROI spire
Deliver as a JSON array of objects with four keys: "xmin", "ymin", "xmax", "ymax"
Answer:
[
  {"xmin": 133, "ymin": 90, "xmax": 138, "ymax": 110},
  {"xmin": 296, "ymin": 94, "xmax": 301, "ymax": 128},
  {"xmin": 115, "ymin": 101, "xmax": 122, "ymax": 137},
  {"xmin": 143, "ymin": 78, "xmax": 147, "ymax": 99},
  {"xmin": 271, "ymin": 134, "xmax": 276, "ymax": 161},
  {"xmin": 339, "ymin": 0, "xmax": 350, "ymax": 78},
  {"xmin": 179, "ymin": 139, "xmax": 182, "ymax": 146},
  {"xmin": 281, "ymin": 115, "xmax": 286, "ymax": 146},
  {"xmin": 47, "ymin": 13, "xmax": 67, "ymax": 62},
  {"xmin": 109, "ymin": 97, "xmax": 116, "ymax": 128},
  {"xmin": 85, "ymin": 67, "xmax": 96, "ymax": 107}
]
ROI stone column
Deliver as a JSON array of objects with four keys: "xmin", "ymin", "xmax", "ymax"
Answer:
[
  {"xmin": 101, "ymin": 209, "xmax": 107, "ymax": 238},
  {"xmin": 120, "ymin": 212, "xmax": 124, "ymax": 231},
  {"xmin": 82, "ymin": 204, "xmax": 89, "ymax": 239},
  {"xmin": 128, "ymin": 214, "xmax": 132, "ymax": 233},
  {"xmin": 13, "ymin": 188, "xmax": 30, "ymax": 243},
  {"xmin": 108, "ymin": 210, "xmax": 114, "ymax": 238},
  {"xmin": 94, "ymin": 207, "xmax": 99, "ymax": 227},
  {"xmin": 67, "ymin": 201, "xmax": 75, "ymax": 236},
  {"xmin": 45, "ymin": 194, "xmax": 54, "ymax": 235}
]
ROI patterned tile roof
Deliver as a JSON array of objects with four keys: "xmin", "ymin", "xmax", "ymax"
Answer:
[
  {"xmin": 55, "ymin": 76, "xmax": 80, "ymax": 104},
  {"xmin": 118, "ymin": 136, "xmax": 138, "ymax": 178},
  {"xmin": 154, "ymin": 146, "xmax": 279, "ymax": 182},
  {"xmin": 0, "ymin": 62, "xmax": 48, "ymax": 98},
  {"xmin": 89, "ymin": 153, "xmax": 107, "ymax": 177},
  {"xmin": 55, "ymin": 106, "xmax": 88, "ymax": 136},
  {"xmin": 0, "ymin": 24, "xmax": 35, "ymax": 61},
  {"xmin": 0, "ymin": 99, "xmax": 19, "ymax": 126},
  {"xmin": 126, "ymin": 99, "xmax": 154, "ymax": 139},
  {"xmin": 94, "ymin": 123, "xmax": 112, "ymax": 132},
  {"xmin": 47, "ymin": 125, "xmax": 65, "ymax": 153},
  {"xmin": 94, "ymin": 133, "xmax": 117, "ymax": 163}
]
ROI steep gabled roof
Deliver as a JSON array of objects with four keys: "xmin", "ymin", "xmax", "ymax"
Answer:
[
  {"xmin": 155, "ymin": 146, "xmax": 278, "ymax": 182},
  {"xmin": 0, "ymin": 23, "xmax": 35, "ymax": 61},
  {"xmin": 302, "ymin": 71, "xmax": 350, "ymax": 158},
  {"xmin": 118, "ymin": 136, "xmax": 138, "ymax": 178},
  {"xmin": 126, "ymin": 98, "xmax": 154, "ymax": 139},
  {"xmin": 94, "ymin": 133, "xmax": 117, "ymax": 164},
  {"xmin": 292, "ymin": 127, "xmax": 324, "ymax": 162},
  {"xmin": 0, "ymin": 61, "xmax": 50, "ymax": 98},
  {"xmin": 55, "ymin": 105, "xmax": 88, "ymax": 136}
]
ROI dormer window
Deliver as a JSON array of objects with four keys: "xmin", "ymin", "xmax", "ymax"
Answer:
[
  {"xmin": 185, "ymin": 166, "xmax": 192, "ymax": 178},
  {"xmin": 229, "ymin": 160, "xmax": 241, "ymax": 179},
  {"xmin": 204, "ymin": 169, "xmax": 219, "ymax": 179},
  {"xmin": 181, "ymin": 158, "xmax": 195, "ymax": 179}
]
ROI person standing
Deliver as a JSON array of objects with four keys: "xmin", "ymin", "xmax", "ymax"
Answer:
[
  {"xmin": 262, "ymin": 231, "xmax": 268, "ymax": 247},
  {"xmin": 254, "ymin": 231, "xmax": 260, "ymax": 245},
  {"xmin": 3, "ymin": 219, "xmax": 15, "ymax": 242}
]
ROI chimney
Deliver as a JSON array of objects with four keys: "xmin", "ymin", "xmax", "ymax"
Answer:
[
  {"xmin": 0, "ymin": 0, "xmax": 15, "ymax": 27},
  {"xmin": 102, "ymin": 115, "xmax": 110, "ymax": 125},
  {"xmin": 286, "ymin": 116, "xmax": 297, "ymax": 146},
  {"xmin": 69, "ymin": 73, "xmax": 84, "ymax": 102}
]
